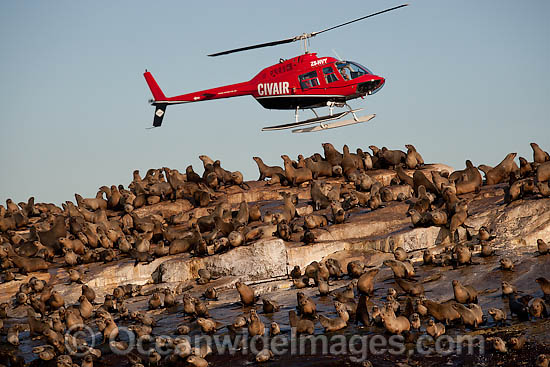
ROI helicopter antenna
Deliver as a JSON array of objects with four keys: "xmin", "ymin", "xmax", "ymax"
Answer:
[
  {"xmin": 208, "ymin": 4, "xmax": 408, "ymax": 57},
  {"xmin": 332, "ymin": 49, "xmax": 343, "ymax": 61}
]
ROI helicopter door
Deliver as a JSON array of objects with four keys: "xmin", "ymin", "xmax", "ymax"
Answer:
[
  {"xmin": 299, "ymin": 71, "xmax": 319, "ymax": 90},
  {"xmin": 323, "ymin": 66, "xmax": 339, "ymax": 83}
]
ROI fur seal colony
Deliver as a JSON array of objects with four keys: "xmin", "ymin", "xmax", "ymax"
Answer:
[{"xmin": 1, "ymin": 142, "xmax": 550, "ymax": 366}]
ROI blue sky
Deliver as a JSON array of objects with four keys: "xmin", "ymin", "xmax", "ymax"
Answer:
[{"xmin": 1, "ymin": 0, "xmax": 549, "ymax": 205}]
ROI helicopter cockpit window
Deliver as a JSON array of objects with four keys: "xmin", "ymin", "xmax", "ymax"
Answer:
[
  {"xmin": 299, "ymin": 71, "xmax": 319, "ymax": 90},
  {"xmin": 323, "ymin": 66, "xmax": 338, "ymax": 83},
  {"xmin": 336, "ymin": 61, "xmax": 371, "ymax": 80}
]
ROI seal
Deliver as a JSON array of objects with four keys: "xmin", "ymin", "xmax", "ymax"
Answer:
[
  {"xmin": 383, "ymin": 259, "xmax": 415, "ymax": 279},
  {"xmin": 537, "ymin": 162, "xmax": 550, "ymax": 184},
  {"xmin": 509, "ymin": 335, "xmax": 526, "ymax": 351},
  {"xmin": 304, "ymin": 157, "xmax": 332, "ymax": 179},
  {"xmin": 395, "ymin": 278, "xmax": 424, "ymax": 296},
  {"xmin": 426, "ymin": 318, "xmax": 445, "ymax": 337},
  {"xmin": 529, "ymin": 298, "xmax": 549, "ymax": 318},
  {"xmin": 452, "ymin": 280, "xmax": 478, "ymax": 303},
  {"xmin": 485, "ymin": 153, "xmax": 518, "ymax": 185},
  {"xmin": 297, "ymin": 292, "xmax": 317, "ymax": 318},
  {"xmin": 256, "ymin": 349, "xmax": 274, "ymax": 363},
  {"xmin": 319, "ymin": 304, "xmax": 348, "ymax": 332},
  {"xmin": 248, "ymin": 309, "xmax": 265, "ymax": 337},
  {"xmin": 380, "ymin": 304, "xmax": 410, "ymax": 335},
  {"xmin": 252, "ymin": 156, "xmax": 285, "ymax": 181},
  {"xmin": 405, "ymin": 144, "xmax": 424, "ymax": 166},
  {"xmin": 341, "ymin": 145, "xmax": 357, "ymax": 177},
  {"xmin": 281, "ymin": 155, "xmax": 312, "ymax": 186},
  {"xmin": 488, "ymin": 308, "xmax": 506, "ymax": 324},
  {"xmin": 322, "ymin": 143, "xmax": 343, "ymax": 166},
  {"xmin": 499, "ymin": 258, "xmax": 514, "ymax": 271},
  {"xmin": 236, "ymin": 281, "xmax": 255, "ymax": 306},
  {"xmin": 452, "ymin": 303, "xmax": 483, "ymax": 327},
  {"xmin": 288, "ymin": 310, "xmax": 314, "ymax": 334},
  {"xmin": 381, "ymin": 147, "xmax": 406, "ymax": 168},
  {"xmin": 347, "ymin": 260, "xmax": 365, "ymax": 278},
  {"xmin": 537, "ymin": 239, "xmax": 549, "ymax": 255},
  {"xmin": 270, "ymin": 321, "xmax": 281, "ymax": 336},
  {"xmin": 196, "ymin": 317, "xmax": 218, "ymax": 334},
  {"xmin": 393, "ymin": 247, "xmax": 408, "ymax": 261},
  {"xmin": 487, "ymin": 337, "xmax": 507, "ymax": 353},
  {"xmin": 357, "ymin": 268, "xmax": 379, "ymax": 295},
  {"xmin": 326, "ymin": 258, "xmax": 344, "ymax": 279},
  {"xmin": 535, "ymin": 277, "xmax": 550, "ymax": 296},
  {"xmin": 409, "ymin": 313, "xmax": 421, "ymax": 329},
  {"xmin": 262, "ymin": 298, "xmax": 280, "ymax": 314},
  {"xmin": 355, "ymin": 294, "xmax": 370, "ymax": 326},
  {"xmin": 501, "ymin": 281, "xmax": 517, "ymax": 296},
  {"xmin": 531, "ymin": 142, "xmax": 550, "ymax": 163},
  {"xmin": 422, "ymin": 299, "xmax": 461, "ymax": 324}
]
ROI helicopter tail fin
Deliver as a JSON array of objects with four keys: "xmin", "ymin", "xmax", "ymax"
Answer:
[
  {"xmin": 144, "ymin": 70, "xmax": 167, "ymax": 127},
  {"xmin": 144, "ymin": 70, "xmax": 166, "ymax": 101}
]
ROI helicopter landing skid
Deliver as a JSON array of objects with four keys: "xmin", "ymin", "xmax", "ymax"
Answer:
[
  {"xmin": 262, "ymin": 111, "xmax": 350, "ymax": 131},
  {"xmin": 292, "ymin": 113, "xmax": 375, "ymax": 133}
]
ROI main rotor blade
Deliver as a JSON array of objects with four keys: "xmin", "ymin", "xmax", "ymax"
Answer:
[
  {"xmin": 208, "ymin": 37, "xmax": 296, "ymax": 57},
  {"xmin": 312, "ymin": 3, "xmax": 409, "ymax": 36}
]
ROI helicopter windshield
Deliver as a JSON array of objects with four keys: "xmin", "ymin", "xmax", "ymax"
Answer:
[{"xmin": 336, "ymin": 61, "xmax": 372, "ymax": 81}]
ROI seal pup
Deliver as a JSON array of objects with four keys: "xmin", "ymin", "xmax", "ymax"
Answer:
[
  {"xmin": 196, "ymin": 317, "xmax": 219, "ymax": 334},
  {"xmin": 290, "ymin": 265, "xmax": 302, "ymax": 279},
  {"xmin": 256, "ymin": 349, "xmax": 274, "ymax": 363},
  {"xmin": 501, "ymin": 281, "xmax": 517, "ymax": 297},
  {"xmin": 379, "ymin": 305, "xmax": 410, "ymax": 335},
  {"xmin": 289, "ymin": 310, "xmax": 315, "ymax": 334},
  {"xmin": 409, "ymin": 313, "xmax": 421, "ymax": 329},
  {"xmin": 487, "ymin": 337, "xmax": 508, "ymax": 353},
  {"xmin": 529, "ymin": 298, "xmax": 549, "ymax": 318},
  {"xmin": 270, "ymin": 321, "xmax": 281, "ymax": 336},
  {"xmin": 487, "ymin": 307, "xmax": 506, "ymax": 325},
  {"xmin": 248, "ymin": 309, "xmax": 265, "ymax": 337},
  {"xmin": 393, "ymin": 247, "xmax": 408, "ymax": 261},
  {"xmin": 499, "ymin": 258, "xmax": 515, "ymax": 271},
  {"xmin": 426, "ymin": 318, "xmax": 445, "ymax": 338},
  {"xmin": 297, "ymin": 292, "xmax": 317, "ymax": 318},
  {"xmin": 509, "ymin": 335, "xmax": 526, "ymax": 351},
  {"xmin": 536, "ymin": 354, "xmax": 550, "ymax": 367}
]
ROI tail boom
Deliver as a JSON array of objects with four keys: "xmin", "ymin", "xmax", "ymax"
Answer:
[{"xmin": 143, "ymin": 70, "xmax": 254, "ymax": 127}]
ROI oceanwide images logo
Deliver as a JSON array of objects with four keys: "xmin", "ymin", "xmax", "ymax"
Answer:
[{"xmin": 65, "ymin": 325, "xmax": 485, "ymax": 362}]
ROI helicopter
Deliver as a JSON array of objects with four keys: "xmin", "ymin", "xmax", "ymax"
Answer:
[{"xmin": 144, "ymin": 4, "xmax": 408, "ymax": 133}]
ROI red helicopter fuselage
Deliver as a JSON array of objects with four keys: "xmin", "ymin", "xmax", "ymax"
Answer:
[{"xmin": 144, "ymin": 53, "xmax": 385, "ymax": 126}]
